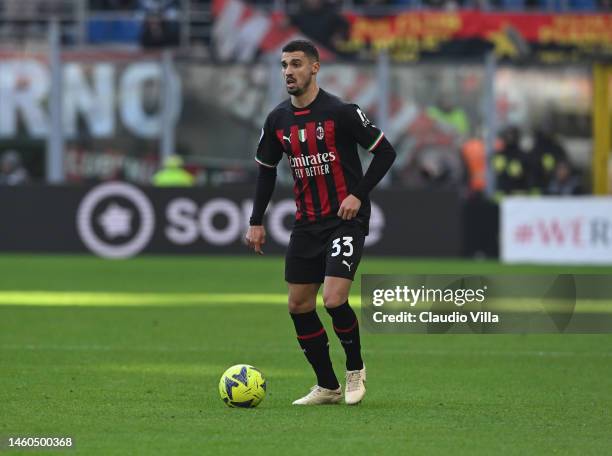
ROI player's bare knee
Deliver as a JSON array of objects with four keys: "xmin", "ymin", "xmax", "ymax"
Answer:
[
  {"xmin": 323, "ymin": 290, "xmax": 348, "ymax": 308},
  {"xmin": 288, "ymin": 298, "xmax": 315, "ymax": 314},
  {"xmin": 287, "ymin": 283, "xmax": 318, "ymax": 313}
]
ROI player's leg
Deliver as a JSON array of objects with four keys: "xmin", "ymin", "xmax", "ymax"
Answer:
[
  {"xmin": 322, "ymin": 277, "xmax": 363, "ymax": 372},
  {"xmin": 288, "ymin": 283, "xmax": 341, "ymax": 387},
  {"xmin": 285, "ymin": 229, "xmax": 341, "ymax": 405},
  {"xmin": 323, "ymin": 221, "xmax": 366, "ymax": 404},
  {"xmin": 323, "ymin": 277, "xmax": 366, "ymax": 405},
  {"xmin": 323, "ymin": 221, "xmax": 365, "ymax": 371},
  {"xmin": 287, "ymin": 283, "xmax": 342, "ymax": 405}
]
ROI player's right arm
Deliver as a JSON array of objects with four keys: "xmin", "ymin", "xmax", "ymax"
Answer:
[
  {"xmin": 246, "ymin": 165, "xmax": 276, "ymax": 254},
  {"xmin": 247, "ymin": 114, "xmax": 284, "ymax": 255}
]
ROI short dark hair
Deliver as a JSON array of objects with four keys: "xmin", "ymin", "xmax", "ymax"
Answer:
[{"xmin": 282, "ymin": 40, "xmax": 319, "ymax": 62}]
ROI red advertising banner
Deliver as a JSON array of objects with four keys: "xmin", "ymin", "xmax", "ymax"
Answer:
[
  {"xmin": 343, "ymin": 11, "xmax": 612, "ymax": 61},
  {"xmin": 211, "ymin": 0, "xmax": 612, "ymax": 61}
]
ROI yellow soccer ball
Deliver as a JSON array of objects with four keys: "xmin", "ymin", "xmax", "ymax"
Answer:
[{"xmin": 219, "ymin": 364, "xmax": 267, "ymax": 408}]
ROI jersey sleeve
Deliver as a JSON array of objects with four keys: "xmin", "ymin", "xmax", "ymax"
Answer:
[
  {"xmin": 255, "ymin": 114, "xmax": 284, "ymax": 168},
  {"xmin": 340, "ymin": 104, "xmax": 386, "ymax": 153}
]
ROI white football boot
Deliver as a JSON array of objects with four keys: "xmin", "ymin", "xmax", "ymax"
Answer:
[
  {"xmin": 345, "ymin": 364, "xmax": 366, "ymax": 405},
  {"xmin": 292, "ymin": 385, "xmax": 342, "ymax": 405}
]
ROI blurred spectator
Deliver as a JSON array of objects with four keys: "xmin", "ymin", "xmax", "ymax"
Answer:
[
  {"xmin": 290, "ymin": 0, "xmax": 349, "ymax": 53},
  {"xmin": 355, "ymin": 0, "xmax": 394, "ymax": 15},
  {"xmin": 461, "ymin": 136, "xmax": 486, "ymax": 196},
  {"xmin": 427, "ymin": 96, "xmax": 470, "ymax": 137},
  {"xmin": 140, "ymin": 11, "xmax": 179, "ymax": 47},
  {"xmin": 546, "ymin": 161, "xmax": 583, "ymax": 195},
  {"xmin": 152, "ymin": 155, "xmax": 194, "ymax": 186},
  {"xmin": 418, "ymin": 152, "xmax": 454, "ymax": 188},
  {"xmin": 139, "ymin": 0, "xmax": 179, "ymax": 19},
  {"xmin": 461, "ymin": 136, "xmax": 498, "ymax": 258},
  {"xmin": 89, "ymin": 0, "xmax": 138, "ymax": 10},
  {"xmin": 0, "ymin": 150, "xmax": 30, "ymax": 185},
  {"xmin": 139, "ymin": 1, "xmax": 180, "ymax": 47},
  {"xmin": 492, "ymin": 126, "xmax": 530, "ymax": 199},
  {"xmin": 553, "ymin": 0, "xmax": 597, "ymax": 10},
  {"xmin": 528, "ymin": 127, "xmax": 568, "ymax": 194},
  {"xmin": 415, "ymin": 147, "xmax": 465, "ymax": 190},
  {"xmin": 422, "ymin": 0, "xmax": 460, "ymax": 9}
]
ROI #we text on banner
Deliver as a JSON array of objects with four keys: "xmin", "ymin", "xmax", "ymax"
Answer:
[{"xmin": 501, "ymin": 197, "xmax": 612, "ymax": 265}]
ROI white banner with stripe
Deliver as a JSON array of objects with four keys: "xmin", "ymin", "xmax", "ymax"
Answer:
[{"xmin": 501, "ymin": 197, "xmax": 612, "ymax": 264}]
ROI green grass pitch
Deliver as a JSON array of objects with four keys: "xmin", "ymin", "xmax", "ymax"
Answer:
[{"xmin": 1, "ymin": 255, "xmax": 611, "ymax": 455}]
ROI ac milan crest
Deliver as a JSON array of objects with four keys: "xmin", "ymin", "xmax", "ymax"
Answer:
[{"xmin": 316, "ymin": 125, "xmax": 324, "ymax": 140}]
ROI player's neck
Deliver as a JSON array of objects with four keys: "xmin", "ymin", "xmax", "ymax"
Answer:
[{"xmin": 291, "ymin": 84, "xmax": 320, "ymax": 109}]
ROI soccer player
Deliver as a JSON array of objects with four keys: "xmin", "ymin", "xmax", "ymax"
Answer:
[{"xmin": 246, "ymin": 40, "xmax": 396, "ymax": 405}]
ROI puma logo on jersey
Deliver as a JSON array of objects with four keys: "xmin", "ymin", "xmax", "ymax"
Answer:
[
  {"xmin": 282, "ymin": 135, "xmax": 291, "ymax": 144},
  {"xmin": 342, "ymin": 260, "xmax": 353, "ymax": 271}
]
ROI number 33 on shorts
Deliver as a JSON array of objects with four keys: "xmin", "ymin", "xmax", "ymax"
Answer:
[
  {"xmin": 331, "ymin": 236, "xmax": 354, "ymax": 258},
  {"xmin": 325, "ymin": 223, "xmax": 365, "ymax": 280},
  {"xmin": 328, "ymin": 235, "xmax": 361, "ymax": 278}
]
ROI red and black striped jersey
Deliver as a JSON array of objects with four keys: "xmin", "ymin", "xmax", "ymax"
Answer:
[{"xmin": 255, "ymin": 89, "xmax": 385, "ymax": 226}]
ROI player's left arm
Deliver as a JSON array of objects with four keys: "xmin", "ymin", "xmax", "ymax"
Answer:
[{"xmin": 338, "ymin": 104, "xmax": 396, "ymax": 220}]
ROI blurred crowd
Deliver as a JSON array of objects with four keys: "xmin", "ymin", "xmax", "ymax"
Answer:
[
  {"xmin": 1, "ymin": 0, "xmax": 609, "ymax": 49},
  {"xmin": 0, "ymin": 122, "xmax": 589, "ymax": 199},
  {"xmin": 87, "ymin": 0, "xmax": 182, "ymax": 47},
  {"xmin": 491, "ymin": 125, "xmax": 583, "ymax": 197},
  {"xmin": 0, "ymin": 0, "xmax": 606, "ymax": 194},
  {"xmin": 88, "ymin": 0, "xmax": 610, "ymax": 10},
  {"xmin": 389, "ymin": 98, "xmax": 586, "ymax": 199},
  {"xmin": 89, "ymin": 0, "xmax": 179, "ymax": 13},
  {"xmin": 96, "ymin": 0, "xmax": 610, "ymax": 50}
]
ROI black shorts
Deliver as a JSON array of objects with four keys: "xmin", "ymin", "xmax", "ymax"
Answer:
[{"xmin": 285, "ymin": 219, "xmax": 366, "ymax": 284}]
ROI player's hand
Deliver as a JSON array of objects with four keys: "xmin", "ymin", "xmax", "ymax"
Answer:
[
  {"xmin": 337, "ymin": 194, "xmax": 361, "ymax": 220},
  {"xmin": 245, "ymin": 225, "xmax": 266, "ymax": 255}
]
